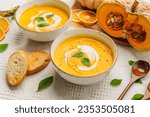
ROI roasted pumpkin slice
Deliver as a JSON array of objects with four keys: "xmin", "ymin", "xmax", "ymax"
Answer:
[
  {"xmin": 97, "ymin": 2, "xmax": 128, "ymax": 38},
  {"xmin": 126, "ymin": 15, "xmax": 150, "ymax": 51}
]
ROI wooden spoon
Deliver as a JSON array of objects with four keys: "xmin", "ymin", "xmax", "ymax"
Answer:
[
  {"xmin": 118, "ymin": 60, "xmax": 150, "ymax": 100},
  {"xmin": 142, "ymin": 82, "xmax": 150, "ymax": 100}
]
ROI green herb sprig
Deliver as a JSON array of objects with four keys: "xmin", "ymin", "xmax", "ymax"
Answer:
[
  {"xmin": 131, "ymin": 94, "xmax": 144, "ymax": 100},
  {"xmin": 37, "ymin": 23, "xmax": 49, "ymax": 27},
  {"xmin": 37, "ymin": 76, "xmax": 53, "ymax": 92},
  {"xmin": 10, "ymin": 15, "xmax": 15, "ymax": 20},
  {"xmin": 81, "ymin": 58, "xmax": 91, "ymax": 67},
  {"xmin": 135, "ymin": 79, "xmax": 143, "ymax": 84},
  {"xmin": 36, "ymin": 17, "xmax": 45, "ymax": 22},
  {"xmin": 0, "ymin": 44, "xmax": 8, "ymax": 53},
  {"xmin": 46, "ymin": 13, "xmax": 54, "ymax": 18},
  {"xmin": 128, "ymin": 60, "xmax": 135, "ymax": 66},
  {"xmin": 73, "ymin": 52, "xmax": 83, "ymax": 58},
  {"xmin": 110, "ymin": 79, "xmax": 122, "ymax": 86}
]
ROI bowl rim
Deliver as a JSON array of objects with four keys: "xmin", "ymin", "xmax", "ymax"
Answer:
[
  {"xmin": 15, "ymin": 0, "xmax": 72, "ymax": 33},
  {"xmin": 50, "ymin": 28, "xmax": 118, "ymax": 79}
]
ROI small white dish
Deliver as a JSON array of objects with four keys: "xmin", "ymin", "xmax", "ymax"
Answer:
[
  {"xmin": 50, "ymin": 29, "xmax": 118, "ymax": 85},
  {"xmin": 15, "ymin": 0, "xmax": 72, "ymax": 42}
]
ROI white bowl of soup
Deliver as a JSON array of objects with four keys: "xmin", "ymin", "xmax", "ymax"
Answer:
[
  {"xmin": 15, "ymin": 0, "xmax": 71, "ymax": 42},
  {"xmin": 50, "ymin": 29, "xmax": 118, "ymax": 85}
]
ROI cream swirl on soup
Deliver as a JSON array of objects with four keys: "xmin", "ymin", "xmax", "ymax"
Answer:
[
  {"xmin": 65, "ymin": 45, "xmax": 99, "ymax": 71},
  {"xmin": 19, "ymin": 5, "xmax": 69, "ymax": 32}
]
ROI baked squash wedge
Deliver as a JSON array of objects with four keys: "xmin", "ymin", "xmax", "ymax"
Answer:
[
  {"xmin": 97, "ymin": 0, "xmax": 150, "ymax": 51},
  {"xmin": 125, "ymin": 14, "xmax": 150, "ymax": 51},
  {"xmin": 97, "ymin": 2, "xmax": 128, "ymax": 38}
]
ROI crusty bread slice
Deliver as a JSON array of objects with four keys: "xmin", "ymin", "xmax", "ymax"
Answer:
[
  {"xmin": 27, "ymin": 51, "xmax": 50, "ymax": 75},
  {"xmin": 7, "ymin": 50, "xmax": 28, "ymax": 86}
]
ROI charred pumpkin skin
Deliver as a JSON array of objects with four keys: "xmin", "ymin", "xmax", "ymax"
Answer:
[
  {"xmin": 126, "ymin": 14, "xmax": 150, "ymax": 51},
  {"xmin": 97, "ymin": 2, "xmax": 128, "ymax": 38}
]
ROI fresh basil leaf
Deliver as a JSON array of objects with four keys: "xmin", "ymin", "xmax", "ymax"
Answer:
[
  {"xmin": 135, "ymin": 79, "xmax": 142, "ymax": 84},
  {"xmin": 73, "ymin": 52, "xmax": 83, "ymax": 58},
  {"xmin": 37, "ymin": 23, "xmax": 49, "ymax": 27},
  {"xmin": 81, "ymin": 58, "xmax": 91, "ymax": 67},
  {"xmin": 110, "ymin": 79, "xmax": 122, "ymax": 86},
  {"xmin": 36, "ymin": 17, "xmax": 45, "ymax": 22},
  {"xmin": 132, "ymin": 94, "xmax": 144, "ymax": 100},
  {"xmin": 11, "ymin": 15, "xmax": 15, "ymax": 20},
  {"xmin": 128, "ymin": 60, "xmax": 135, "ymax": 66},
  {"xmin": 46, "ymin": 13, "xmax": 54, "ymax": 18},
  {"xmin": 0, "ymin": 44, "xmax": 8, "ymax": 53},
  {"xmin": 37, "ymin": 76, "xmax": 53, "ymax": 92}
]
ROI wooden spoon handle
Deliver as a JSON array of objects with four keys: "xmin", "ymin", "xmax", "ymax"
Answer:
[
  {"xmin": 142, "ymin": 96, "xmax": 149, "ymax": 100},
  {"xmin": 142, "ymin": 91, "xmax": 150, "ymax": 100},
  {"xmin": 118, "ymin": 82, "xmax": 133, "ymax": 100}
]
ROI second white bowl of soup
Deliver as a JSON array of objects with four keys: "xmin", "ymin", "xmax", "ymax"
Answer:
[
  {"xmin": 15, "ymin": 0, "xmax": 71, "ymax": 42},
  {"xmin": 50, "ymin": 29, "xmax": 118, "ymax": 85}
]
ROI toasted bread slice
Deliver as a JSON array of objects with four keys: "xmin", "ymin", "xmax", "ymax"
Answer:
[
  {"xmin": 7, "ymin": 50, "xmax": 28, "ymax": 86},
  {"xmin": 27, "ymin": 51, "xmax": 50, "ymax": 75}
]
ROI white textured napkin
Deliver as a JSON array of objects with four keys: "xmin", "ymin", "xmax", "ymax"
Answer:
[{"xmin": 0, "ymin": 0, "xmax": 150, "ymax": 100}]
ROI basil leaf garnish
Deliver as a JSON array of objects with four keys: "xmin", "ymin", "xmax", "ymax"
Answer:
[
  {"xmin": 132, "ymin": 94, "xmax": 144, "ymax": 100},
  {"xmin": 73, "ymin": 52, "xmax": 83, "ymax": 58},
  {"xmin": 0, "ymin": 44, "xmax": 8, "ymax": 53},
  {"xmin": 37, "ymin": 76, "xmax": 53, "ymax": 92},
  {"xmin": 36, "ymin": 17, "xmax": 45, "ymax": 22},
  {"xmin": 128, "ymin": 60, "xmax": 135, "ymax": 66},
  {"xmin": 37, "ymin": 23, "xmax": 49, "ymax": 27},
  {"xmin": 81, "ymin": 58, "xmax": 91, "ymax": 67},
  {"xmin": 110, "ymin": 79, "xmax": 122, "ymax": 86},
  {"xmin": 46, "ymin": 13, "xmax": 54, "ymax": 18},
  {"xmin": 135, "ymin": 79, "xmax": 142, "ymax": 84}
]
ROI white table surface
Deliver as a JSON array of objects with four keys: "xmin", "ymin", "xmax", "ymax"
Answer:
[{"xmin": 0, "ymin": 0, "xmax": 150, "ymax": 100}]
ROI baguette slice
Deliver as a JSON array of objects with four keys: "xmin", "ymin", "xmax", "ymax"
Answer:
[
  {"xmin": 27, "ymin": 51, "xmax": 50, "ymax": 75},
  {"xmin": 7, "ymin": 50, "xmax": 28, "ymax": 86}
]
